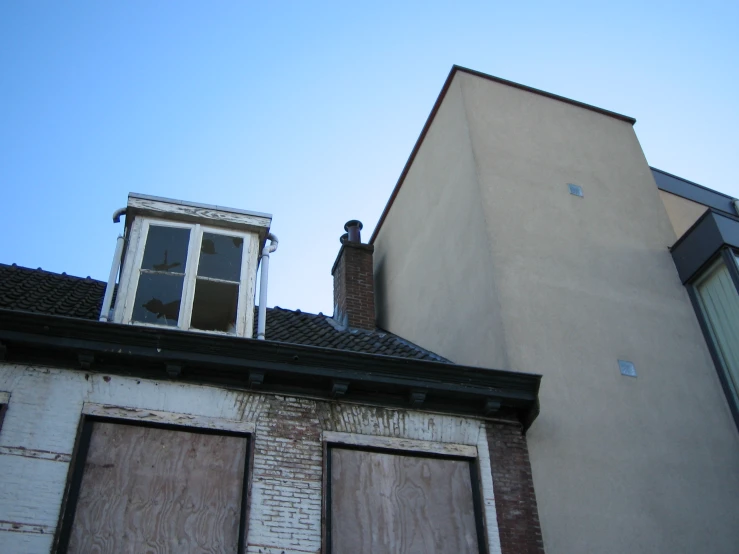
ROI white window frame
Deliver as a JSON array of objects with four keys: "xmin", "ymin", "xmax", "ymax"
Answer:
[{"xmin": 118, "ymin": 217, "xmax": 255, "ymax": 337}]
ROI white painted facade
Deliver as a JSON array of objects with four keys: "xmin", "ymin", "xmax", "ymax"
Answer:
[{"xmin": 0, "ymin": 361, "xmax": 501, "ymax": 554}]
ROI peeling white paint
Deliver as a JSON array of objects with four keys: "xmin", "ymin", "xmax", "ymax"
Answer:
[{"xmin": 0, "ymin": 362, "xmax": 499, "ymax": 553}]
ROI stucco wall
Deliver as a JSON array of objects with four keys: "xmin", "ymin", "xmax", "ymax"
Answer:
[
  {"xmin": 658, "ymin": 189, "xmax": 709, "ymax": 239},
  {"xmin": 0, "ymin": 362, "xmax": 509, "ymax": 554},
  {"xmin": 373, "ymin": 76, "xmax": 509, "ymax": 370},
  {"xmin": 373, "ymin": 71, "xmax": 739, "ymax": 553}
]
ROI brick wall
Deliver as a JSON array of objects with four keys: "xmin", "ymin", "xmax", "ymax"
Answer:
[
  {"xmin": 331, "ymin": 241, "xmax": 376, "ymax": 330},
  {"xmin": 0, "ymin": 362, "xmax": 543, "ymax": 553},
  {"xmin": 486, "ymin": 421, "xmax": 545, "ymax": 554},
  {"xmin": 248, "ymin": 396, "xmax": 323, "ymax": 554}
]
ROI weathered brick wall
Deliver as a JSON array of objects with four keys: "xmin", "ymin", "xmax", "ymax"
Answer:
[
  {"xmin": 332, "ymin": 241, "xmax": 376, "ymax": 330},
  {"xmin": 486, "ymin": 422, "xmax": 545, "ymax": 554},
  {"xmin": 248, "ymin": 396, "xmax": 324, "ymax": 554},
  {"xmin": 0, "ymin": 362, "xmax": 542, "ymax": 554}
]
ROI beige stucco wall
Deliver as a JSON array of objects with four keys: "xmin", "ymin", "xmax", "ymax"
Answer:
[
  {"xmin": 373, "ymin": 71, "xmax": 739, "ymax": 554},
  {"xmin": 373, "ymin": 76, "xmax": 509, "ymax": 370},
  {"xmin": 658, "ymin": 189, "xmax": 709, "ymax": 239}
]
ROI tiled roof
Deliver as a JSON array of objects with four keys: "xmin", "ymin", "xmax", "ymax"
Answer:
[
  {"xmin": 258, "ymin": 307, "xmax": 447, "ymax": 361},
  {"xmin": 0, "ymin": 263, "xmax": 106, "ymax": 319},
  {"xmin": 0, "ymin": 263, "xmax": 447, "ymax": 362}
]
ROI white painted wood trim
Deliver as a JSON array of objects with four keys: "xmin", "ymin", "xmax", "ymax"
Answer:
[
  {"xmin": 118, "ymin": 218, "xmax": 258, "ymax": 338},
  {"xmin": 0, "ymin": 391, "xmax": 9, "ymax": 404},
  {"xmin": 128, "ymin": 195, "xmax": 271, "ymax": 231},
  {"xmin": 241, "ymin": 234, "xmax": 259, "ymax": 338},
  {"xmin": 180, "ymin": 222, "xmax": 201, "ymax": 329},
  {"xmin": 82, "ymin": 403, "xmax": 256, "ymax": 434},
  {"xmin": 0, "ymin": 520, "xmax": 56, "ymax": 535},
  {"xmin": 322, "ymin": 431, "xmax": 478, "ymax": 458},
  {"xmin": 113, "ymin": 217, "xmax": 143, "ymax": 323},
  {"xmin": 0, "ymin": 446, "xmax": 71, "ymax": 463},
  {"xmin": 476, "ymin": 427, "xmax": 503, "ymax": 554},
  {"xmin": 121, "ymin": 218, "xmax": 154, "ymax": 324}
]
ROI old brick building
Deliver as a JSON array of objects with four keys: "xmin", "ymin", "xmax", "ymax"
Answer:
[{"xmin": 0, "ymin": 192, "xmax": 543, "ymax": 553}]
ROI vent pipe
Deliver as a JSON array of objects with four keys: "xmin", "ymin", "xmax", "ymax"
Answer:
[
  {"xmin": 345, "ymin": 220, "xmax": 363, "ymax": 243},
  {"xmin": 257, "ymin": 233, "xmax": 279, "ymax": 340}
]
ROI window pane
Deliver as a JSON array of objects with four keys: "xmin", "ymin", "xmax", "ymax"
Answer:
[
  {"xmin": 330, "ymin": 448, "xmax": 480, "ymax": 554},
  {"xmin": 697, "ymin": 261, "xmax": 739, "ymax": 399},
  {"xmin": 198, "ymin": 233, "xmax": 243, "ymax": 281},
  {"xmin": 141, "ymin": 226, "xmax": 190, "ymax": 273},
  {"xmin": 132, "ymin": 273, "xmax": 184, "ymax": 326},
  {"xmin": 190, "ymin": 279, "xmax": 239, "ymax": 333}
]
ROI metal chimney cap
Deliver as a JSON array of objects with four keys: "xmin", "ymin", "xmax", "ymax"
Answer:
[{"xmin": 344, "ymin": 220, "xmax": 363, "ymax": 231}]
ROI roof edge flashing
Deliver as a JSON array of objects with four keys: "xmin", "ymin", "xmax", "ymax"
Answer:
[
  {"xmin": 128, "ymin": 192, "xmax": 273, "ymax": 221},
  {"xmin": 452, "ymin": 65, "xmax": 636, "ymax": 125},
  {"xmin": 370, "ymin": 65, "xmax": 635, "ymax": 245}
]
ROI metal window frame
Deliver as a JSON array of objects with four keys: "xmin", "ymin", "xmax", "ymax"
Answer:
[{"xmin": 687, "ymin": 247, "xmax": 739, "ymax": 432}]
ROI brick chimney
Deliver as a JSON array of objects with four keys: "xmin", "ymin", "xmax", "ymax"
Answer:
[{"xmin": 331, "ymin": 220, "xmax": 375, "ymax": 330}]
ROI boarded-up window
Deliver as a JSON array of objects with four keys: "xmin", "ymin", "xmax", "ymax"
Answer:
[
  {"xmin": 329, "ymin": 447, "xmax": 485, "ymax": 554},
  {"xmin": 57, "ymin": 419, "xmax": 249, "ymax": 553}
]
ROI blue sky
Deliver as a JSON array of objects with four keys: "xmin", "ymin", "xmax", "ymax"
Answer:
[{"xmin": 1, "ymin": 1, "xmax": 737, "ymax": 315}]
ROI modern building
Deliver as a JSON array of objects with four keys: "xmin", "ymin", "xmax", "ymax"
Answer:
[
  {"xmin": 371, "ymin": 66, "xmax": 739, "ymax": 554},
  {"xmin": 0, "ymin": 192, "xmax": 543, "ymax": 553}
]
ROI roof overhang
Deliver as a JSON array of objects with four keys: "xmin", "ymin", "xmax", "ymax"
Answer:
[
  {"xmin": 125, "ymin": 192, "xmax": 273, "ymax": 247},
  {"xmin": 671, "ymin": 208, "xmax": 739, "ymax": 283},
  {"xmin": 652, "ymin": 167, "xmax": 736, "ymax": 215},
  {"xmin": 0, "ymin": 309, "xmax": 542, "ymax": 429}
]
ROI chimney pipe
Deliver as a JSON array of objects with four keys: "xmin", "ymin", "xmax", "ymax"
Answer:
[
  {"xmin": 331, "ymin": 220, "xmax": 375, "ymax": 330},
  {"xmin": 345, "ymin": 220, "xmax": 363, "ymax": 243}
]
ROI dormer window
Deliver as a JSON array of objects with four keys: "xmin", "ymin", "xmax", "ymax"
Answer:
[{"xmin": 112, "ymin": 193, "xmax": 271, "ymax": 338}]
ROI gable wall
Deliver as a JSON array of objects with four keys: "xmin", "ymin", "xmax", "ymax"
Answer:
[
  {"xmin": 373, "ymin": 74, "xmax": 510, "ymax": 370},
  {"xmin": 373, "ymin": 70, "xmax": 739, "ymax": 554}
]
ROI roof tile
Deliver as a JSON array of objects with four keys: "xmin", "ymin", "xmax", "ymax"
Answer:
[{"xmin": 0, "ymin": 264, "xmax": 448, "ymax": 362}]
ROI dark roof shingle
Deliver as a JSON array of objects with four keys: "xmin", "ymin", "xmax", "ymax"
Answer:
[
  {"xmin": 0, "ymin": 263, "xmax": 447, "ymax": 362},
  {"xmin": 0, "ymin": 264, "xmax": 106, "ymax": 319}
]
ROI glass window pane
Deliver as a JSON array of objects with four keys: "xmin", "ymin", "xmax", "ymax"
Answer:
[
  {"xmin": 132, "ymin": 273, "xmax": 184, "ymax": 326},
  {"xmin": 141, "ymin": 226, "xmax": 190, "ymax": 273},
  {"xmin": 190, "ymin": 279, "xmax": 239, "ymax": 333},
  {"xmin": 198, "ymin": 233, "xmax": 243, "ymax": 282},
  {"xmin": 696, "ymin": 261, "xmax": 739, "ymax": 399}
]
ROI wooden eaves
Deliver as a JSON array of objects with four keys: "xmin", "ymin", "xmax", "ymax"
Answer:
[{"xmin": 0, "ymin": 308, "xmax": 541, "ymax": 429}]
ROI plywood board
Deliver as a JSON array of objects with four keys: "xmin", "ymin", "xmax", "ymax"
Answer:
[
  {"xmin": 330, "ymin": 448, "xmax": 480, "ymax": 554},
  {"xmin": 67, "ymin": 421, "xmax": 247, "ymax": 553}
]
